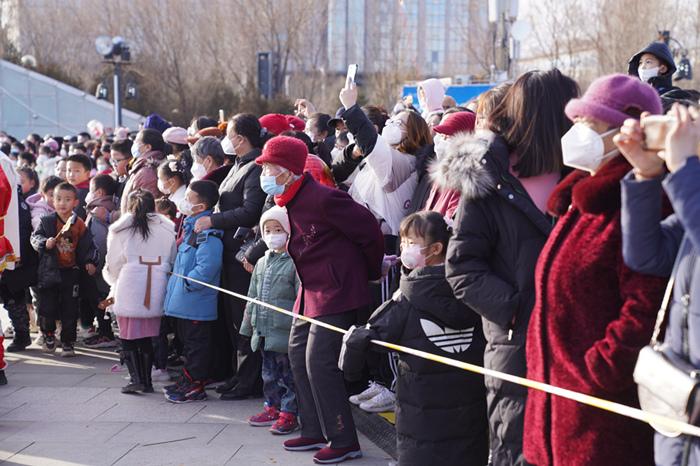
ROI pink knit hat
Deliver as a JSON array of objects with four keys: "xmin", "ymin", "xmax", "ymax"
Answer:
[{"xmin": 565, "ymin": 74, "xmax": 662, "ymax": 126}]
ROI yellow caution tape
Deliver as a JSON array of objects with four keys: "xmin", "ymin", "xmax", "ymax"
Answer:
[{"xmin": 171, "ymin": 272, "xmax": 700, "ymax": 438}]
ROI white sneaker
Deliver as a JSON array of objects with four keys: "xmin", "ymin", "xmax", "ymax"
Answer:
[
  {"xmin": 151, "ymin": 368, "xmax": 170, "ymax": 383},
  {"xmin": 359, "ymin": 386, "xmax": 395, "ymax": 413},
  {"xmin": 76, "ymin": 326, "xmax": 96, "ymax": 341},
  {"xmin": 349, "ymin": 381, "xmax": 384, "ymax": 405},
  {"xmin": 34, "ymin": 334, "xmax": 44, "ymax": 346}
]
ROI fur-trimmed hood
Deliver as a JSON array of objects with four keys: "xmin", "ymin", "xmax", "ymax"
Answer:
[{"xmin": 429, "ymin": 129, "xmax": 503, "ymax": 200}]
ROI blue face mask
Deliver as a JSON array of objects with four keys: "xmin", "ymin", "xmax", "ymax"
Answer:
[
  {"xmin": 131, "ymin": 142, "xmax": 141, "ymax": 158},
  {"xmin": 260, "ymin": 175, "xmax": 285, "ymax": 196}
]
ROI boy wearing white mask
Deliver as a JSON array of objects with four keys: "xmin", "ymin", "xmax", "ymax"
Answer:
[
  {"xmin": 628, "ymin": 41, "xmax": 679, "ymax": 95},
  {"xmin": 241, "ymin": 205, "xmax": 300, "ymax": 435}
]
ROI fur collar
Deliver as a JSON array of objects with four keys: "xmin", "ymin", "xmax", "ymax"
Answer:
[
  {"xmin": 429, "ymin": 129, "xmax": 500, "ymax": 200},
  {"xmin": 548, "ymin": 155, "xmax": 632, "ymax": 216}
]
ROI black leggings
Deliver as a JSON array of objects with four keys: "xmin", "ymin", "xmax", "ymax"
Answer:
[{"xmin": 121, "ymin": 337, "xmax": 154, "ymax": 358}]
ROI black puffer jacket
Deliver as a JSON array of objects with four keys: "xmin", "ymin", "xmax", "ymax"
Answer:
[
  {"xmin": 210, "ymin": 148, "xmax": 266, "ymax": 258},
  {"xmin": 341, "ymin": 265, "xmax": 488, "ymax": 466},
  {"xmin": 441, "ymin": 130, "xmax": 553, "ymax": 466}
]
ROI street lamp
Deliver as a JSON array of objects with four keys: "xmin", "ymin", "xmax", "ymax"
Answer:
[{"xmin": 95, "ymin": 36, "xmax": 131, "ymax": 128}]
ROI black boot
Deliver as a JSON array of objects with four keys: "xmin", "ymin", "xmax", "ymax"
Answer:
[
  {"xmin": 7, "ymin": 331, "xmax": 31, "ymax": 352},
  {"xmin": 141, "ymin": 350, "xmax": 154, "ymax": 393},
  {"xmin": 0, "ymin": 370, "xmax": 7, "ymax": 385},
  {"xmin": 121, "ymin": 350, "xmax": 145, "ymax": 394}
]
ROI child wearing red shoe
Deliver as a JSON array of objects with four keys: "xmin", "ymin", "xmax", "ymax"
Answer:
[{"xmin": 241, "ymin": 206, "xmax": 299, "ymax": 435}]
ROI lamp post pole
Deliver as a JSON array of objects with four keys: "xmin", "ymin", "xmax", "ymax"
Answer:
[{"xmin": 113, "ymin": 60, "xmax": 122, "ymax": 129}]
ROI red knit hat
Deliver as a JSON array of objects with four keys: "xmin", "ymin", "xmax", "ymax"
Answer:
[
  {"xmin": 256, "ymin": 136, "xmax": 308, "ymax": 175},
  {"xmin": 259, "ymin": 114, "xmax": 292, "ymax": 136},
  {"xmin": 285, "ymin": 115, "xmax": 306, "ymax": 132},
  {"xmin": 433, "ymin": 111, "xmax": 476, "ymax": 136}
]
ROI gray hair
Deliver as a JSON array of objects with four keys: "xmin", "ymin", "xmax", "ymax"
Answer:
[{"xmin": 192, "ymin": 136, "xmax": 225, "ymax": 166}]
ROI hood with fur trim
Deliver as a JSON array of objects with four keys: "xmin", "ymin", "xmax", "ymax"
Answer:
[{"xmin": 429, "ymin": 129, "xmax": 503, "ymax": 200}]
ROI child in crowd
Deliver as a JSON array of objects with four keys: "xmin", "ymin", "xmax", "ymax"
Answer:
[
  {"xmin": 163, "ymin": 180, "xmax": 223, "ymax": 403},
  {"xmin": 54, "ymin": 158, "xmax": 67, "ymax": 180},
  {"xmin": 155, "ymin": 197, "xmax": 177, "ymax": 223},
  {"xmin": 82, "ymin": 174, "xmax": 120, "ymax": 348},
  {"xmin": 65, "ymin": 153, "xmax": 92, "ymax": 219},
  {"xmin": 30, "ymin": 182, "xmax": 98, "ymax": 357},
  {"xmin": 27, "ymin": 176, "xmax": 62, "ymax": 235},
  {"xmin": 17, "ymin": 167, "xmax": 39, "ymax": 199},
  {"xmin": 17, "ymin": 152, "xmax": 36, "ymax": 169},
  {"xmin": 241, "ymin": 205, "xmax": 299, "ymax": 434},
  {"xmin": 340, "ymin": 211, "xmax": 489, "ymax": 466}
]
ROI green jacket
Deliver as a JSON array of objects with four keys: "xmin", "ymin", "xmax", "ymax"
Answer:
[{"xmin": 240, "ymin": 250, "xmax": 299, "ymax": 353}]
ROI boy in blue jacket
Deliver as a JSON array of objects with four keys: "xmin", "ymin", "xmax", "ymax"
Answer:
[{"xmin": 163, "ymin": 180, "xmax": 223, "ymax": 403}]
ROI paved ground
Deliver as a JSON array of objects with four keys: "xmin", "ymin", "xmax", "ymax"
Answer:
[{"xmin": 0, "ymin": 342, "xmax": 394, "ymax": 466}]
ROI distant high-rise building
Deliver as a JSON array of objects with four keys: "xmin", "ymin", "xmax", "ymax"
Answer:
[{"xmin": 327, "ymin": 0, "xmax": 489, "ymax": 80}]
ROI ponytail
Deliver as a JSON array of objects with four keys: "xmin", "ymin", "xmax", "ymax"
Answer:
[{"xmin": 127, "ymin": 189, "xmax": 156, "ymax": 240}]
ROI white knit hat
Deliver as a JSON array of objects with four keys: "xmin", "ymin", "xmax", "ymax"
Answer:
[{"xmin": 259, "ymin": 205, "xmax": 290, "ymax": 234}]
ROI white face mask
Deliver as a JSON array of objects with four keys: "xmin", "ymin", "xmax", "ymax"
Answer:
[
  {"xmin": 347, "ymin": 132, "xmax": 355, "ymax": 145},
  {"xmin": 85, "ymin": 191, "xmax": 95, "ymax": 205},
  {"xmin": 638, "ymin": 66, "xmax": 659, "ymax": 83},
  {"xmin": 433, "ymin": 133, "xmax": 449, "ymax": 161},
  {"xmin": 382, "ymin": 123, "xmax": 404, "ymax": 146},
  {"xmin": 177, "ymin": 198, "xmax": 203, "ymax": 217},
  {"xmin": 157, "ymin": 179, "xmax": 170, "ymax": 195},
  {"xmin": 401, "ymin": 243, "xmax": 432, "ymax": 270},
  {"xmin": 190, "ymin": 161, "xmax": 207, "ymax": 181},
  {"xmin": 221, "ymin": 137, "xmax": 235, "ymax": 155},
  {"xmin": 561, "ymin": 123, "xmax": 618, "ymax": 173},
  {"xmin": 263, "ymin": 232, "xmax": 288, "ymax": 251},
  {"xmin": 331, "ymin": 147, "xmax": 344, "ymax": 163}
]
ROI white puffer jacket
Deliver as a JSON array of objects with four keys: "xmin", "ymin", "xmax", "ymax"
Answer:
[
  {"xmin": 103, "ymin": 213, "xmax": 177, "ymax": 318},
  {"xmin": 348, "ymin": 134, "xmax": 417, "ymax": 235}
]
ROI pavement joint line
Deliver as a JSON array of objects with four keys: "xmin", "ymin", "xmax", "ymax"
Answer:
[
  {"xmin": 142, "ymin": 436, "xmax": 197, "ymax": 447},
  {"xmin": 105, "ymin": 422, "xmax": 132, "ymax": 442},
  {"xmin": 224, "ymin": 444, "xmax": 244, "ymax": 465},
  {"xmin": 206, "ymin": 424, "xmax": 228, "ymax": 445},
  {"xmin": 110, "ymin": 442, "xmax": 140, "ymax": 466},
  {"xmin": 91, "ymin": 402, "xmax": 119, "ymax": 421},
  {"xmin": 184, "ymin": 404, "xmax": 207, "ymax": 423},
  {"xmin": 1, "ymin": 401, "xmax": 27, "ymax": 417},
  {"xmin": 83, "ymin": 386, "xmax": 108, "ymax": 403},
  {"xmin": 2, "ymin": 440, "xmax": 34, "ymax": 463}
]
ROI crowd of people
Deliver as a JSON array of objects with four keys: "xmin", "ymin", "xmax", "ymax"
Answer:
[{"xmin": 0, "ymin": 39, "xmax": 697, "ymax": 466}]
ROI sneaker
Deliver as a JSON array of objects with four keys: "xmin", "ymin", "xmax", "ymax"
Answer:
[
  {"xmin": 42, "ymin": 335, "xmax": 56, "ymax": 353},
  {"xmin": 76, "ymin": 326, "xmax": 95, "ymax": 341},
  {"xmin": 4, "ymin": 326, "xmax": 14, "ymax": 339},
  {"xmin": 151, "ymin": 368, "xmax": 170, "ymax": 383},
  {"xmin": 313, "ymin": 445, "xmax": 362, "ymax": 464},
  {"xmin": 283, "ymin": 437, "xmax": 327, "ymax": 452},
  {"xmin": 162, "ymin": 372, "xmax": 188, "ymax": 393},
  {"xmin": 34, "ymin": 334, "xmax": 44, "ymax": 347},
  {"xmin": 164, "ymin": 382, "xmax": 207, "ymax": 403},
  {"xmin": 60, "ymin": 344, "xmax": 76, "ymax": 358},
  {"xmin": 359, "ymin": 386, "xmax": 395, "ymax": 413},
  {"xmin": 270, "ymin": 412, "xmax": 300, "ymax": 435},
  {"xmin": 248, "ymin": 404, "xmax": 280, "ymax": 427},
  {"xmin": 83, "ymin": 335, "xmax": 118, "ymax": 349},
  {"xmin": 348, "ymin": 381, "xmax": 383, "ymax": 405}
]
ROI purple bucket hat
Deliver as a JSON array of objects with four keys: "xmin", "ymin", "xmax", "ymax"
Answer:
[{"xmin": 565, "ymin": 74, "xmax": 662, "ymax": 126}]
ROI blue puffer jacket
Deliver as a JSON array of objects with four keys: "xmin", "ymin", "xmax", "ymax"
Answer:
[
  {"xmin": 621, "ymin": 156, "xmax": 700, "ymax": 466},
  {"xmin": 164, "ymin": 210, "xmax": 223, "ymax": 321}
]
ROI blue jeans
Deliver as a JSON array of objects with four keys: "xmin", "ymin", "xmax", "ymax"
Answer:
[{"xmin": 262, "ymin": 350, "xmax": 297, "ymax": 414}]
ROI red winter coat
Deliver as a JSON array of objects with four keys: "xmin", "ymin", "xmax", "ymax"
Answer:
[{"xmin": 524, "ymin": 156, "xmax": 667, "ymax": 466}]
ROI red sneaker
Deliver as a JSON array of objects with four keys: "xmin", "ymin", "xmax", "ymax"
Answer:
[
  {"xmin": 269, "ymin": 412, "xmax": 300, "ymax": 435},
  {"xmin": 313, "ymin": 445, "xmax": 362, "ymax": 464},
  {"xmin": 283, "ymin": 436, "xmax": 327, "ymax": 451},
  {"xmin": 248, "ymin": 404, "xmax": 279, "ymax": 426}
]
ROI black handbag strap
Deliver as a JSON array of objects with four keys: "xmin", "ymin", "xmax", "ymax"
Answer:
[{"xmin": 651, "ymin": 237, "xmax": 691, "ymax": 346}]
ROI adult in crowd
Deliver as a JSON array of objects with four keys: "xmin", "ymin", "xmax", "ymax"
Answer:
[
  {"xmin": 628, "ymin": 41, "xmax": 679, "ymax": 96},
  {"xmin": 616, "ymin": 103, "xmax": 700, "ymax": 466},
  {"xmin": 103, "ymin": 189, "xmax": 177, "ymax": 394},
  {"xmin": 524, "ymin": 74, "xmax": 668, "ymax": 466},
  {"xmin": 339, "ymin": 83, "xmax": 431, "ymax": 252},
  {"xmin": 475, "ymin": 83, "xmax": 512, "ymax": 130},
  {"xmin": 254, "ymin": 135, "xmax": 384, "ymax": 464},
  {"xmin": 193, "ymin": 114, "xmax": 268, "ymax": 400},
  {"xmin": 444, "ymin": 69, "xmax": 579, "ymax": 465},
  {"xmin": 109, "ymin": 138, "xmax": 133, "ymax": 200},
  {"xmin": 120, "ymin": 129, "xmax": 166, "ymax": 213},
  {"xmin": 305, "ymin": 112, "xmax": 334, "ymax": 166},
  {"xmin": 192, "ymin": 136, "xmax": 231, "ymax": 186}
]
